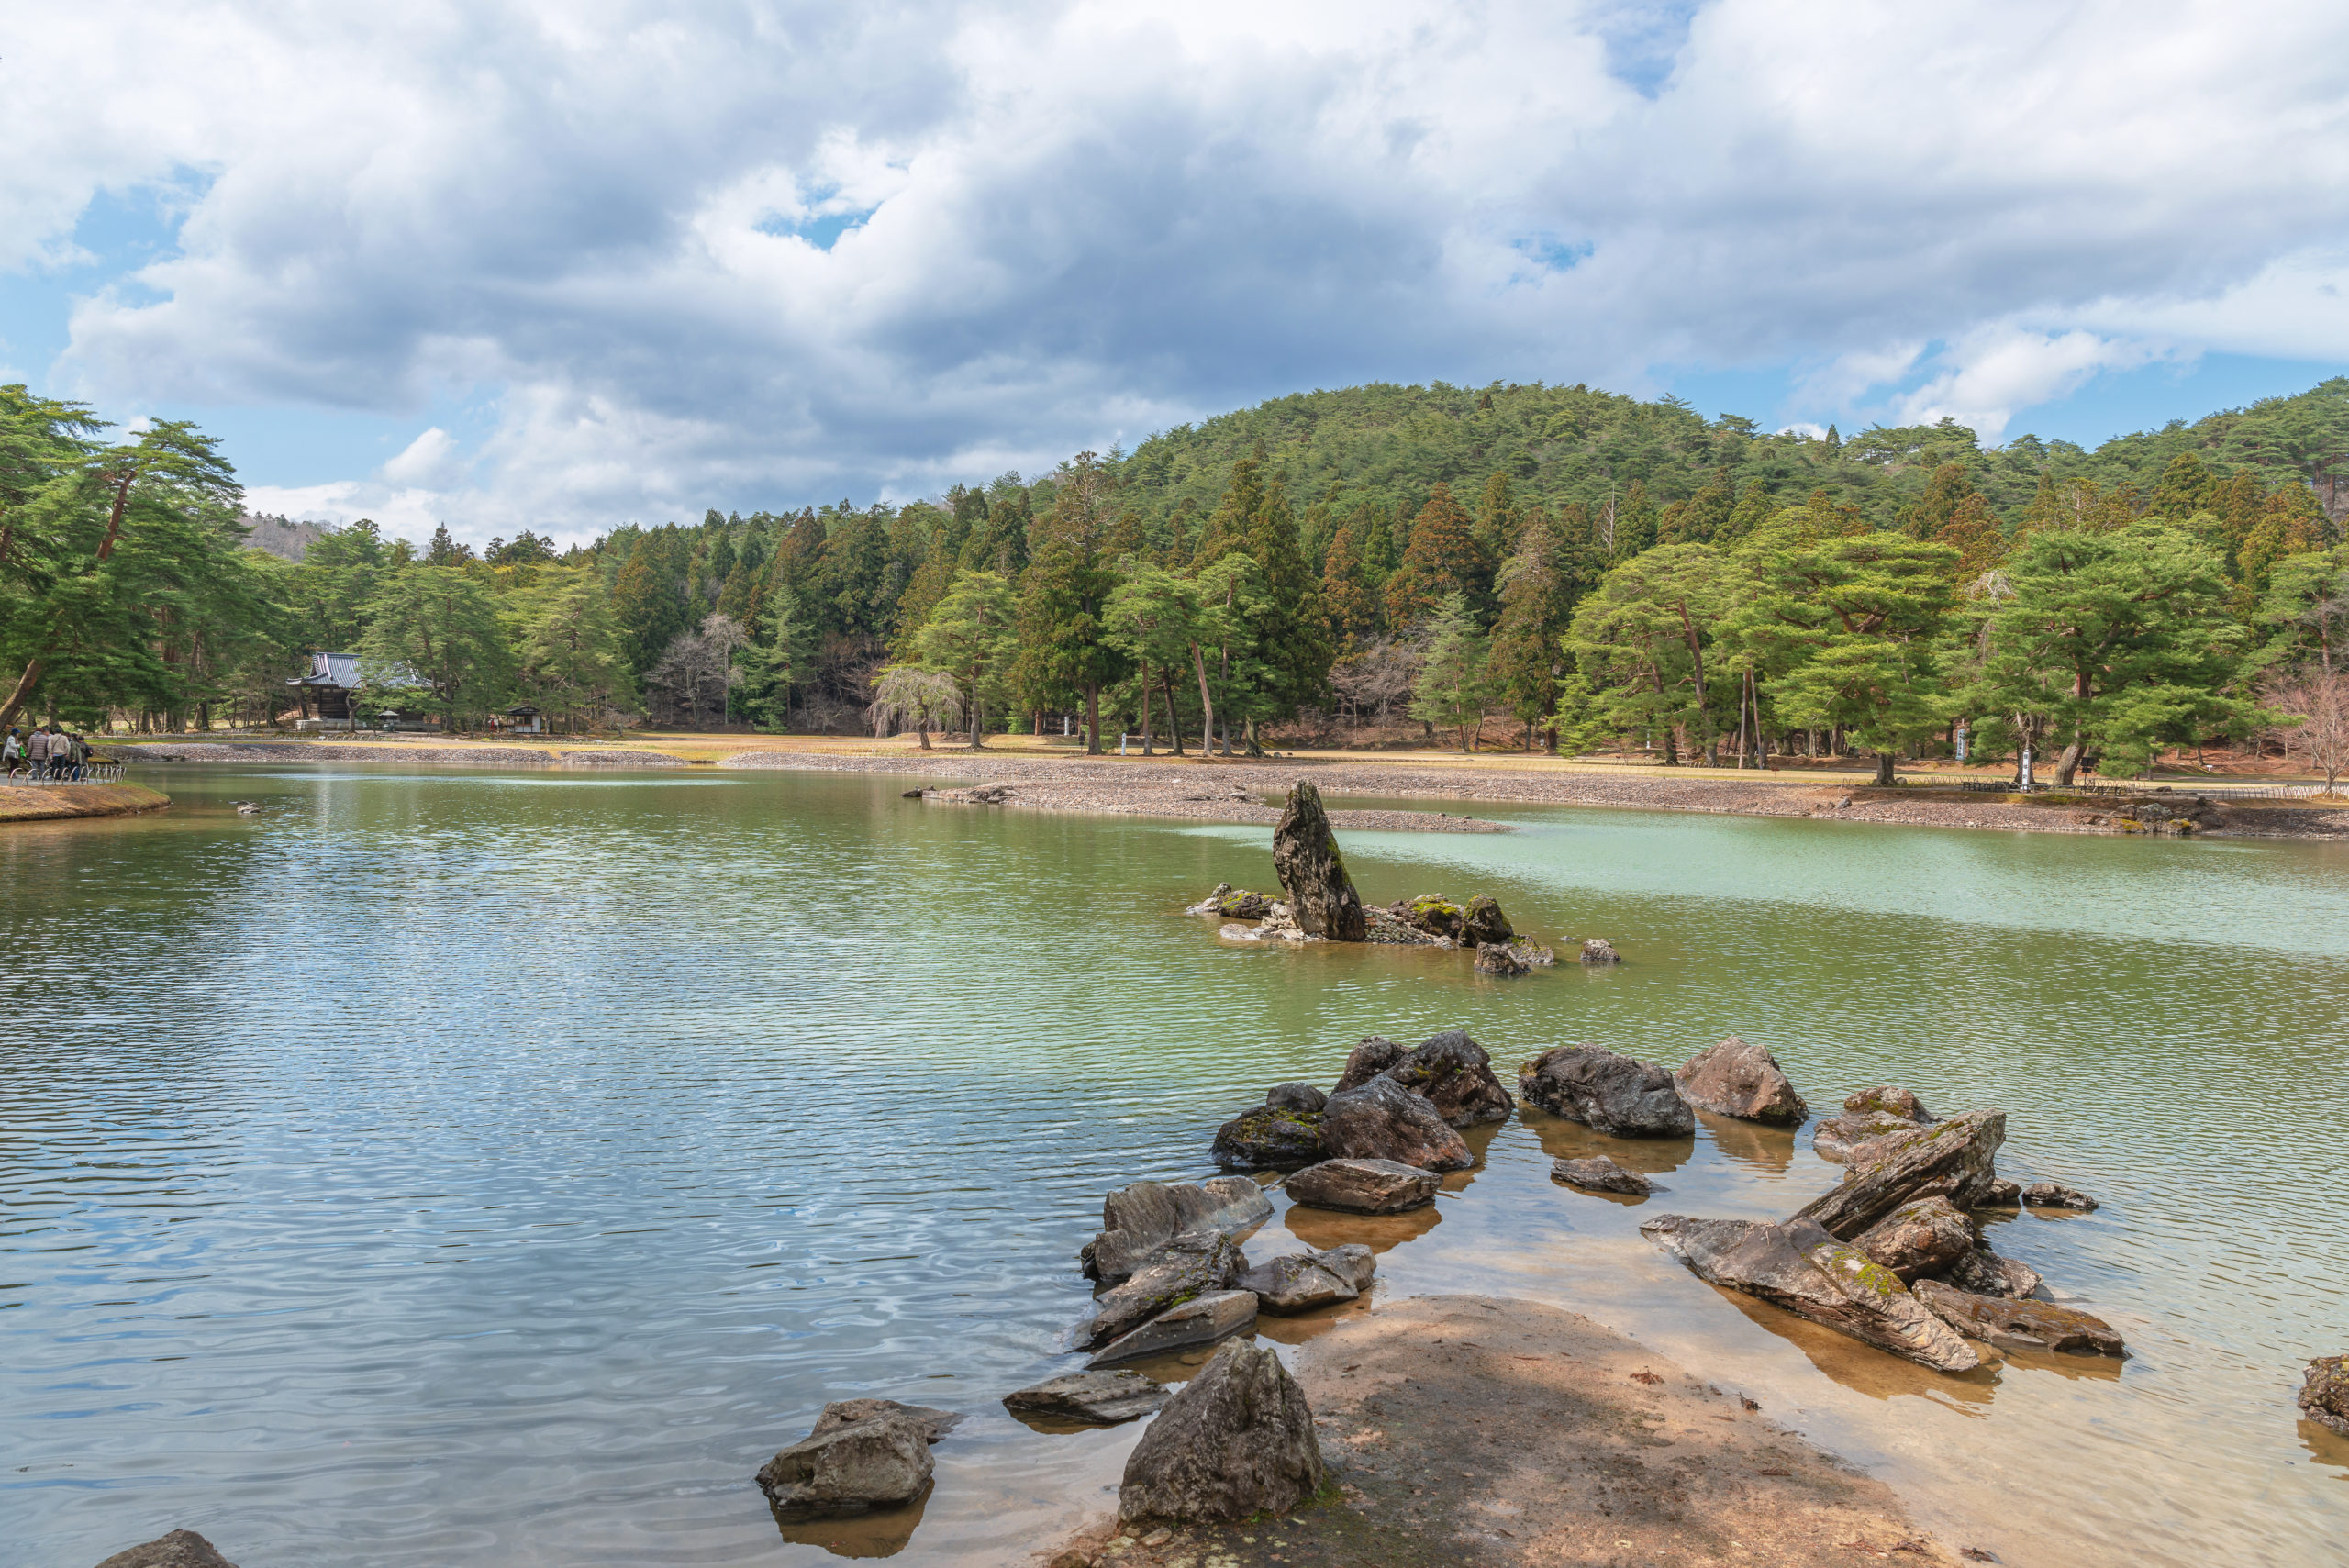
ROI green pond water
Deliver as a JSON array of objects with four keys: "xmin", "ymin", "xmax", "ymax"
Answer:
[{"xmin": 2, "ymin": 763, "xmax": 2344, "ymax": 1567}]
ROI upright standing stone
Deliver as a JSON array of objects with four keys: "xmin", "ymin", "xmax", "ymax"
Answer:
[
  {"xmin": 1119, "ymin": 1340, "xmax": 1325, "ymax": 1523},
  {"xmin": 1272, "ymin": 781, "xmax": 1366, "ymax": 940}
]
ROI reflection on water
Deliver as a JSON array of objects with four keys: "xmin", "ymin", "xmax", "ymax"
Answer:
[
  {"xmin": 774, "ymin": 1484, "xmax": 932, "ymax": 1560},
  {"xmin": 3, "ymin": 765, "xmax": 2347, "ymax": 1568}
]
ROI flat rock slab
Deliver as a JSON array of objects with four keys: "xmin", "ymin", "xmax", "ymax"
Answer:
[
  {"xmin": 1004, "ymin": 1370, "xmax": 1168, "ymax": 1425},
  {"xmin": 1084, "ymin": 1233, "xmax": 1247, "ymax": 1349},
  {"xmin": 811, "ymin": 1398, "xmax": 962, "ymax": 1441},
  {"xmin": 1915, "ymin": 1281, "xmax": 2125, "ymax": 1356},
  {"xmin": 1086, "ymin": 1176, "xmax": 1272, "ymax": 1281},
  {"xmin": 2021, "ymin": 1182, "xmax": 2099, "ymax": 1211},
  {"xmin": 1086, "ymin": 1289, "xmax": 1258, "ymax": 1368},
  {"xmin": 1042, "ymin": 1295, "xmax": 1971, "ymax": 1567},
  {"xmin": 1286, "ymin": 1158, "xmax": 1442, "ymax": 1214},
  {"xmin": 1237, "ymin": 1244, "xmax": 1375, "ymax": 1313},
  {"xmin": 93, "ymin": 1531, "xmax": 239, "ymax": 1568},
  {"xmin": 1644, "ymin": 1215, "xmax": 1980, "ymax": 1373},
  {"xmin": 1794, "ymin": 1109, "xmax": 2006, "ymax": 1239},
  {"xmin": 1550, "ymin": 1154, "xmax": 1659, "ymax": 1195}
]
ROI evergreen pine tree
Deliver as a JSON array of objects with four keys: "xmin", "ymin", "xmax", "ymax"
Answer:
[
  {"xmin": 1384, "ymin": 483, "xmax": 1486, "ymax": 626},
  {"xmin": 1248, "ymin": 476, "xmax": 1334, "ymax": 718}
]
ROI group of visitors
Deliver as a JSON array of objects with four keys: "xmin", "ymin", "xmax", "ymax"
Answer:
[{"xmin": 3, "ymin": 725, "xmax": 90, "ymax": 781}]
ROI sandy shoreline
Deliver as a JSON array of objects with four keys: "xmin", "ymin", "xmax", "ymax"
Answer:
[
  {"xmin": 1043, "ymin": 1295, "xmax": 1969, "ymax": 1568},
  {"xmin": 106, "ymin": 739, "xmax": 2349, "ymax": 839},
  {"xmin": 0, "ymin": 782, "xmax": 172, "ymax": 823}
]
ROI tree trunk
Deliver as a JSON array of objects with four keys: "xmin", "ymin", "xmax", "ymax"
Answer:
[
  {"xmin": 1141, "ymin": 673, "xmax": 1154, "ymax": 755},
  {"xmin": 0, "ymin": 657, "xmax": 46, "ymax": 731},
  {"xmin": 2054, "ymin": 740, "xmax": 2086, "ymax": 786},
  {"xmin": 1163, "ymin": 673, "xmax": 1185, "ymax": 755},
  {"xmin": 1085, "ymin": 683, "xmax": 1101, "ymax": 754},
  {"xmin": 969, "ymin": 676, "xmax": 984, "ymax": 749},
  {"xmin": 1875, "ymin": 751, "xmax": 1896, "ymax": 786},
  {"xmin": 1190, "ymin": 643, "xmax": 1217, "ymax": 759},
  {"xmin": 918, "ymin": 721, "xmax": 931, "ymax": 751}
]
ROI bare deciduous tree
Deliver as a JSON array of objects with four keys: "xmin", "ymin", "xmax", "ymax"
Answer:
[
  {"xmin": 2266, "ymin": 667, "xmax": 2349, "ymax": 795},
  {"xmin": 646, "ymin": 614, "xmax": 751, "ymax": 728}
]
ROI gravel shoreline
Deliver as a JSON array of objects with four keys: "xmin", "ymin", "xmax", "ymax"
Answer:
[{"xmin": 108, "ymin": 740, "xmax": 2349, "ymax": 838}]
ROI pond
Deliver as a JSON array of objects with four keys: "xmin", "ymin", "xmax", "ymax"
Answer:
[{"xmin": 2, "ymin": 764, "xmax": 2343, "ymax": 1567}]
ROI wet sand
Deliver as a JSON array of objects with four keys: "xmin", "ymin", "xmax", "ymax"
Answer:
[{"xmin": 1042, "ymin": 1296, "xmax": 1968, "ymax": 1568}]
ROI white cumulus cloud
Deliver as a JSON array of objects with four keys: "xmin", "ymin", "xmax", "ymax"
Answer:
[{"xmin": 4, "ymin": 0, "xmax": 2349, "ymax": 541}]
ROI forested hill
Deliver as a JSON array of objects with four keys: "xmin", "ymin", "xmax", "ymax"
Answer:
[{"xmin": 1113, "ymin": 376, "xmax": 2349, "ymax": 543}]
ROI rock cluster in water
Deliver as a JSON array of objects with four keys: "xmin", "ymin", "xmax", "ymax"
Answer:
[
  {"xmin": 1186, "ymin": 781, "xmax": 1573, "ymax": 972},
  {"xmin": 1642, "ymin": 1091, "xmax": 2132, "ymax": 1374}
]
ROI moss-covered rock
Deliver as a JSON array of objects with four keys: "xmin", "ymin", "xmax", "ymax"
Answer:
[{"xmin": 1212, "ymin": 1106, "xmax": 1325, "ymax": 1170}]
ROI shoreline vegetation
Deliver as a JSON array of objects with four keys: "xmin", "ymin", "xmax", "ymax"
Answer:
[
  {"xmin": 14, "ymin": 378, "xmax": 2349, "ymax": 805},
  {"xmin": 102, "ymin": 735, "xmax": 2349, "ymax": 839}
]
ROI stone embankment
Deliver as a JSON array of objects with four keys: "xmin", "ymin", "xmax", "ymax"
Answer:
[{"xmin": 0, "ymin": 782, "xmax": 171, "ymax": 823}]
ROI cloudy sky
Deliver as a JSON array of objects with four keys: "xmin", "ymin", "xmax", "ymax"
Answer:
[{"xmin": 6, "ymin": 0, "xmax": 2348, "ymax": 545}]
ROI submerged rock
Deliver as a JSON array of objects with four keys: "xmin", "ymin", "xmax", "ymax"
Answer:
[
  {"xmin": 1519, "ymin": 1044, "xmax": 1695, "ymax": 1138},
  {"xmin": 1794, "ymin": 1109, "xmax": 2007, "ymax": 1240},
  {"xmin": 1915, "ymin": 1280, "xmax": 2124, "ymax": 1356},
  {"xmin": 1286, "ymin": 1157, "xmax": 1442, "ymax": 1214},
  {"xmin": 1551, "ymin": 1154, "xmax": 1660, "ymax": 1195},
  {"xmin": 1317, "ymin": 1075, "xmax": 1473, "ymax": 1170},
  {"xmin": 1473, "ymin": 943, "xmax": 1529, "ymax": 976},
  {"xmin": 1211, "ymin": 1106, "xmax": 1325, "ymax": 1171},
  {"xmin": 1813, "ymin": 1086, "xmax": 1934, "ymax": 1163},
  {"xmin": 1004, "ymin": 1370, "xmax": 1167, "ymax": 1425},
  {"xmin": 1083, "ymin": 1232, "xmax": 1248, "ymax": 1350},
  {"xmin": 1119, "ymin": 1339, "xmax": 1324, "ymax": 1524},
  {"xmin": 1085, "ymin": 1177, "xmax": 1273, "ymax": 1282},
  {"xmin": 1504, "ymin": 940, "xmax": 1557, "ymax": 967},
  {"xmin": 1578, "ymin": 938, "xmax": 1622, "ymax": 965},
  {"xmin": 1382, "ymin": 1029, "xmax": 1514, "ymax": 1126},
  {"xmin": 1973, "ymin": 1178, "xmax": 2023, "ymax": 1208},
  {"xmin": 1675, "ymin": 1036, "xmax": 1809, "ymax": 1125},
  {"xmin": 1642, "ymin": 1214, "xmax": 1981, "ymax": 1373},
  {"xmin": 757, "ymin": 1408, "xmax": 936, "ymax": 1520},
  {"xmin": 1273, "ymin": 782, "xmax": 1367, "ymax": 940},
  {"xmin": 1086, "ymin": 1289, "xmax": 1259, "ymax": 1368},
  {"xmin": 2021, "ymin": 1182, "xmax": 2099, "ymax": 1212},
  {"xmin": 1944, "ymin": 1247, "xmax": 2044, "ymax": 1300},
  {"xmin": 1265, "ymin": 1082, "xmax": 1327, "ymax": 1113},
  {"xmin": 1236, "ymin": 1243, "xmax": 1375, "ymax": 1313},
  {"xmin": 1854, "ymin": 1196, "xmax": 1977, "ymax": 1283},
  {"xmin": 2299, "ymin": 1354, "xmax": 2349, "ymax": 1437},
  {"xmin": 93, "ymin": 1532, "xmax": 239, "ymax": 1568}
]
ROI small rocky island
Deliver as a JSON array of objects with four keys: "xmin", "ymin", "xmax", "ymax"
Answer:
[{"xmin": 1188, "ymin": 780, "xmax": 1621, "ymax": 975}]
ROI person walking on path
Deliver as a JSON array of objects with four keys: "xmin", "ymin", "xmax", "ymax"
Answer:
[
  {"xmin": 65, "ymin": 731, "xmax": 88, "ymax": 782},
  {"xmin": 2, "ymin": 727, "xmax": 19, "ymax": 780},
  {"xmin": 25, "ymin": 725, "xmax": 50, "ymax": 781}
]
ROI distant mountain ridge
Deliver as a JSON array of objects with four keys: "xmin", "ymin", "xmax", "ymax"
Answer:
[{"xmin": 239, "ymin": 512, "xmax": 329, "ymax": 562}]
